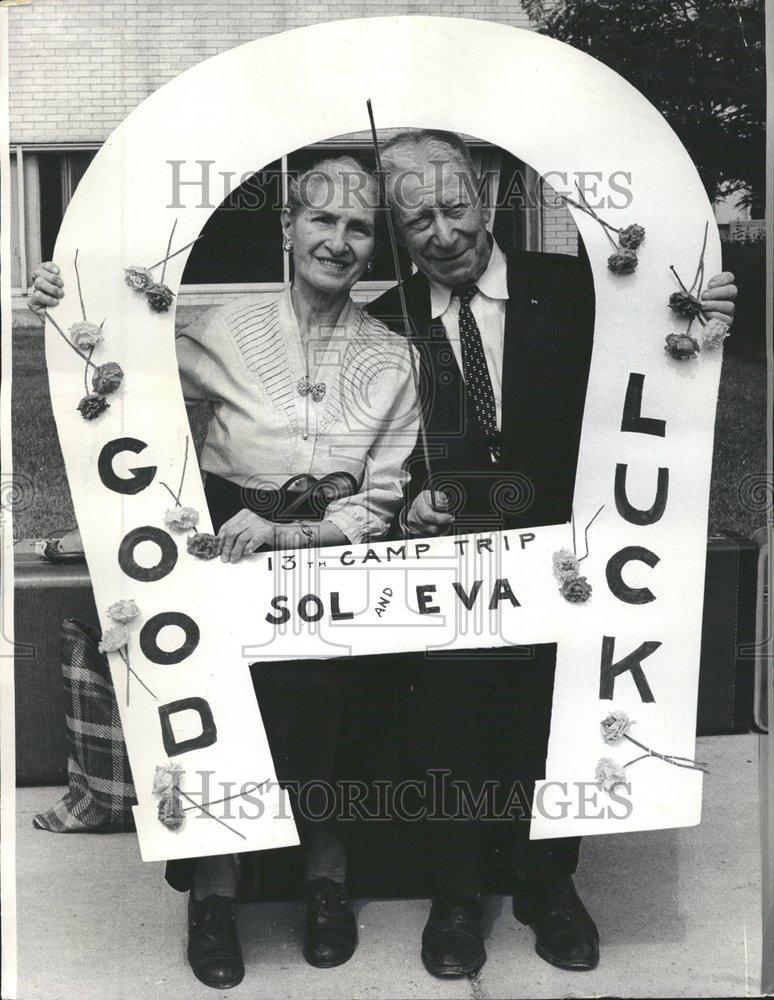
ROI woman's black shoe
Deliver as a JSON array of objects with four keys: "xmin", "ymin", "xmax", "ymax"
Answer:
[
  {"xmin": 303, "ymin": 878, "xmax": 358, "ymax": 968},
  {"xmin": 187, "ymin": 893, "xmax": 245, "ymax": 989},
  {"xmin": 421, "ymin": 897, "xmax": 487, "ymax": 978}
]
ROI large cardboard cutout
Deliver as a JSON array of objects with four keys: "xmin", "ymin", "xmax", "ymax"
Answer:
[{"xmin": 45, "ymin": 16, "xmax": 722, "ymax": 861}]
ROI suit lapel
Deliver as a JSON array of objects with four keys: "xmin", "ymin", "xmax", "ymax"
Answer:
[
  {"xmin": 402, "ymin": 275, "xmax": 468, "ymax": 445},
  {"xmin": 500, "ymin": 250, "xmax": 547, "ymax": 467}
]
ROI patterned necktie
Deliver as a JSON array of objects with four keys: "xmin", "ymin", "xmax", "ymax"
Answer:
[{"xmin": 453, "ymin": 284, "xmax": 501, "ymax": 463}]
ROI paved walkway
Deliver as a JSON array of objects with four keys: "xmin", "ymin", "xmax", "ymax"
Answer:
[{"xmin": 13, "ymin": 735, "xmax": 762, "ymax": 999}]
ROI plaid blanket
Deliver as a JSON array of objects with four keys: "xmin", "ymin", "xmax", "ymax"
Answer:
[{"xmin": 33, "ymin": 619, "xmax": 136, "ymax": 833}]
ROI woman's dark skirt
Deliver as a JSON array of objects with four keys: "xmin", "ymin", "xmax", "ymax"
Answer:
[{"xmin": 165, "ymin": 472, "xmax": 354, "ymax": 892}]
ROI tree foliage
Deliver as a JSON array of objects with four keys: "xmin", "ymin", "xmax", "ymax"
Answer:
[{"xmin": 523, "ymin": 0, "xmax": 765, "ymax": 213}]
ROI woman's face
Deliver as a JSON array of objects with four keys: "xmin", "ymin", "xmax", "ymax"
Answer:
[{"xmin": 282, "ymin": 171, "xmax": 376, "ymax": 298}]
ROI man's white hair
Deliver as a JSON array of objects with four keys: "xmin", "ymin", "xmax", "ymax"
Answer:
[{"xmin": 380, "ymin": 129, "xmax": 480, "ymax": 184}]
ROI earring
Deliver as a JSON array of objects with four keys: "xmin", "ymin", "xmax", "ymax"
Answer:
[
  {"xmin": 366, "ymin": 261, "xmax": 374, "ymax": 273},
  {"xmin": 282, "ymin": 235, "xmax": 293, "ymax": 252}
]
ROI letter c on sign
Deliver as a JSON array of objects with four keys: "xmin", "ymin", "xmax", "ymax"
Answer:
[{"xmin": 606, "ymin": 546, "xmax": 660, "ymax": 604}]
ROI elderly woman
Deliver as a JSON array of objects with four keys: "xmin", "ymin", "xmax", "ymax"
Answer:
[{"xmin": 29, "ymin": 155, "xmax": 419, "ymax": 987}]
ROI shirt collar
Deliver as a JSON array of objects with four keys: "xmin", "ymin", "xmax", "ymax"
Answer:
[
  {"xmin": 428, "ymin": 237, "xmax": 509, "ymax": 319},
  {"xmin": 282, "ymin": 283, "xmax": 355, "ymax": 334}
]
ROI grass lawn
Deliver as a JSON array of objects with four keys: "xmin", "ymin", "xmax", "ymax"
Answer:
[{"xmin": 10, "ymin": 321, "xmax": 768, "ymax": 541}]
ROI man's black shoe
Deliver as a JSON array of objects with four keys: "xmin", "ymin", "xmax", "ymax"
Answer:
[
  {"xmin": 421, "ymin": 897, "xmax": 487, "ymax": 978},
  {"xmin": 187, "ymin": 893, "xmax": 245, "ymax": 989},
  {"xmin": 512, "ymin": 876, "xmax": 599, "ymax": 971},
  {"xmin": 303, "ymin": 878, "xmax": 358, "ymax": 969}
]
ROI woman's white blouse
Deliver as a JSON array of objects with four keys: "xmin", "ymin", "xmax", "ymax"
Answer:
[{"xmin": 175, "ymin": 288, "xmax": 420, "ymax": 544}]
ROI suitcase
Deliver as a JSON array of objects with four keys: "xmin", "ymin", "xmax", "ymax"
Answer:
[
  {"xmin": 751, "ymin": 526, "xmax": 770, "ymax": 733},
  {"xmin": 13, "ymin": 528, "xmax": 759, "ymax": 786},
  {"xmin": 696, "ymin": 530, "xmax": 759, "ymax": 735},
  {"xmin": 13, "ymin": 536, "xmax": 99, "ymax": 784}
]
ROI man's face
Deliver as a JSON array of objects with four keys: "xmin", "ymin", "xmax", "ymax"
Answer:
[{"xmin": 387, "ymin": 152, "xmax": 491, "ymax": 288}]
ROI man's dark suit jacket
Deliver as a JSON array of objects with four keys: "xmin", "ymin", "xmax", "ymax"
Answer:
[{"xmin": 367, "ymin": 244, "xmax": 596, "ymax": 535}]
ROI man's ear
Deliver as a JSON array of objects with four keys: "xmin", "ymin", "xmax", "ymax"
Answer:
[{"xmin": 481, "ymin": 204, "xmax": 492, "ymax": 226}]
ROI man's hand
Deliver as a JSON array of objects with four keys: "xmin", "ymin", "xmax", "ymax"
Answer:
[
  {"xmin": 407, "ymin": 490, "xmax": 454, "ymax": 537},
  {"xmin": 701, "ymin": 271, "xmax": 737, "ymax": 326},
  {"xmin": 28, "ymin": 262, "xmax": 64, "ymax": 314},
  {"xmin": 218, "ymin": 509, "xmax": 274, "ymax": 563}
]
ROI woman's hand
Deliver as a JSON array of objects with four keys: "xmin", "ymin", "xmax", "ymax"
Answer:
[
  {"xmin": 218, "ymin": 509, "xmax": 275, "ymax": 563},
  {"xmin": 28, "ymin": 262, "xmax": 64, "ymax": 314}
]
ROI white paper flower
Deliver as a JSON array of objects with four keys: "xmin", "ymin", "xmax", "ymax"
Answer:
[{"xmin": 163, "ymin": 506, "xmax": 199, "ymax": 532}]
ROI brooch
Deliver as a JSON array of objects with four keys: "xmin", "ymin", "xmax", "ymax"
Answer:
[{"xmin": 297, "ymin": 376, "xmax": 326, "ymax": 402}]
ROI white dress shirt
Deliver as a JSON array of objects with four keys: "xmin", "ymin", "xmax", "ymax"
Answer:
[
  {"xmin": 175, "ymin": 288, "xmax": 420, "ymax": 544},
  {"xmin": 428, "ymin": 238, "xmax": 509, "ymax": 429}
]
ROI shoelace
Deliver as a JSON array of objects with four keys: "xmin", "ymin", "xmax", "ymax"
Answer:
[{"xmin": 307, "ymin": 883, "xmax": 348, "ymax": 918}]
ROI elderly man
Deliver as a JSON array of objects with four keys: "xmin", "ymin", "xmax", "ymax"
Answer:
[{"xmin": 366, "ymin": 129, "xmax": 737, "ymax": 978}]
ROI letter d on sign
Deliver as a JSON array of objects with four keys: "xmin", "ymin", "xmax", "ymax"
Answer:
[{"xmin": 159, "ymin": 697, "xmax": 217, "ymax": 757}]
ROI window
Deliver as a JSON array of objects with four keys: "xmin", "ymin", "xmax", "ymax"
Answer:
[
  {"xmin": 12, "ymin": 139, "xmax": 542, "ymax": 297},
  {"xmin": 38, "ymin": 151, "xmax": 97, "ymax": 262}
]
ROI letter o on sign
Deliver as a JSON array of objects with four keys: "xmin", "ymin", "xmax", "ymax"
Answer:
[
  {"xmin": 118, "ymin": 526, "xmax": 178, "ymax": 582},
  {"xmin": 140, "ymin": 611, "xmax": 201, "ymax": 665}
]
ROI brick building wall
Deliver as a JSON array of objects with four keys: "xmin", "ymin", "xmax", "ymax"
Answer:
[
  {"xmin": 6, "ymin": 0, "xmax": 578, "ymax": 293},
  {"xmin": 7, "ymin": 1, "xmax": 534, "ymax": 145}
]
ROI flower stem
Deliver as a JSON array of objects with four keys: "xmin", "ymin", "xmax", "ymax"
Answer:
[
  {"xmin": 148, "ymin": 235, "xmax": 202, "ymax": 273},
  {"xmin": 159, "ymin": 481, "xmax": 180, "ymax": 505},
  {"xmin": 563, "ymin": 188, "xmax": 619, "ymax": 249},
  {"xmin": 181, "ymin": 781, "xmax": 268, "ymax": 813},
  {"xmin": 44, "ymin": 311, "xmax": 99, "ymax": 368},
  {"xmin": 74, "ymin": 249, "xmax": 87, "ymax": 322},
  {"xmin": 669, "ymin": 265, "xmax": 691, "ymax": 296},
  {"xmin": 117, "ymin": 647, "xmax": 157, "ymax": 701},
  {"xmin": 689, "ymin": 221, "xmax": 709, "ymax": 296},
  {"xmin": 177, "ymin": 788, "xmax": 247, "ymax": 840},
  {"xmin": 160, "ymin": 219, "xmax": 177, "ymax": 285},
  {"xmin": 177, "ymin": 437, "xmax": 190, "ymax": 503},
  {"xmin": 623, "ymin": 752, "xmax": 651, "ymax": 768},
  {"xmin": 578, "ymin": 504, "xmax": 604, "ymax": 562},
  {"xmin": 624, "ymin": 733, "xmax": 708, "ymax": 773}
]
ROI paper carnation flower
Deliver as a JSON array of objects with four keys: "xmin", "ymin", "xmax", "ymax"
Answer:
[
  {"xmin": 600, "ymin": 710, "xmax": 635, "ymax": 745},
  {"xmin": 701, "ymin": 317, "xmax": 731, "ymax": 350},
  {"xmin": 595, "ymin": 757, "xmax": 627, "ymax": 792},
  {"xmin": 92, "ymin": 362, "xmax": 124, "ymax": 395},
  {"xmin": 77, "ymin": 393, "xmax": 109, "ymax": 420},
  {"xmin": 552, "ymin": 548, "xmax": 580, "ymax": 581},
  {"xmin": 164, "ymin": 506, "xmax": 200, "ymax": 533},
  {"xmin": 607, "ymin": 249, "xmax": 638, "ymax": 275},
  {"xmin": 107, "ymin": 599, "xmax": 140, "ymax": 624},
  {"xmin": 186, "ymin": 532, "xmax": 220, "ymax": 560},
  {"xmin": 668, "ymin": 290, "xmax": 703, "ymax": 320},
  {"xmin": 560, "ymin": 575, "xmax": 592, "ymax": 603},
  {"xmin": 124, "ymin": 266, "xmax": 154, "ymax": 291},
  {"xmin": 617, "ymin": 224, "xmax": 646, "ymax": 250},
  {"xmin": 69, "ymin": 321, "xmax": 104, "ymax": 351},
  {"xmin": 98, "ymin": 624, "xmax": 130, "ymax": 653},
  {"xmin": 665, "ymin": 332, "xmax": 700, "ymax": 361},
  {"xmin": 145, "ymin": 282, "xmax": 175, "ymax": 312}
]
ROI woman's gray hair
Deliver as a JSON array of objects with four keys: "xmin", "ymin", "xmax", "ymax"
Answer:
[{"xmin": 285, "ymin": 155, "xmax": 379, "ymax": 217}]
